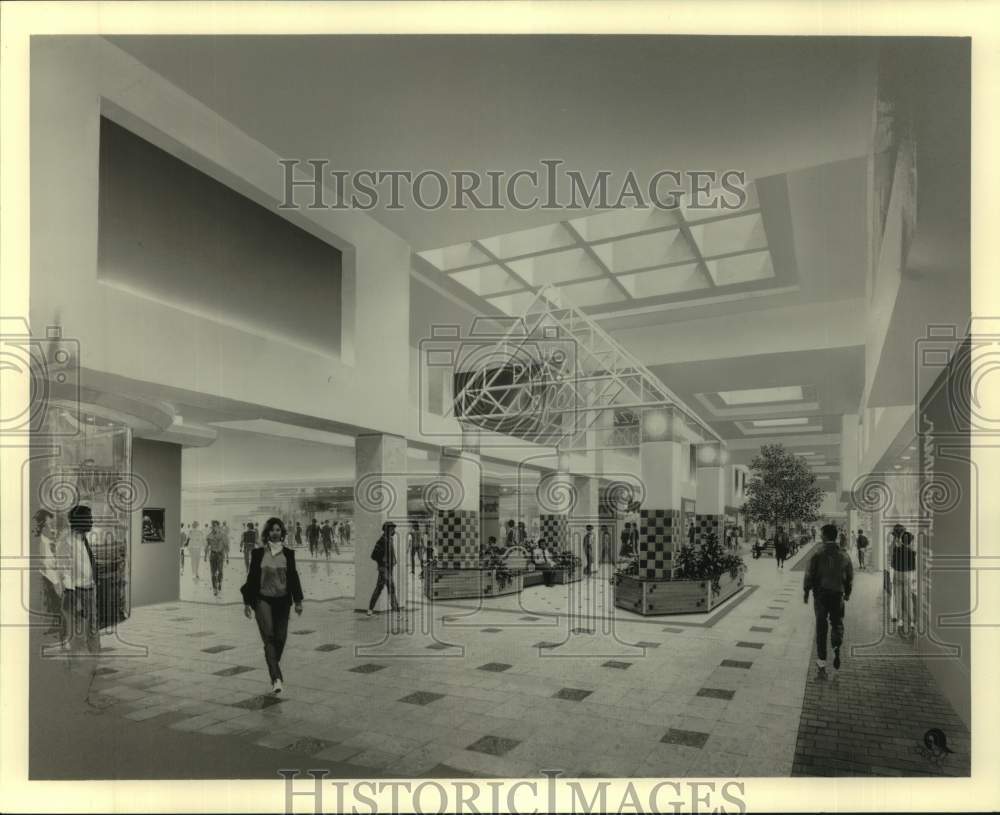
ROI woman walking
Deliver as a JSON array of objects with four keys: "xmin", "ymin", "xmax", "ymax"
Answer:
[{"xmin": 240, "ymin": 517, "xmax": 304, "ymax": 694}]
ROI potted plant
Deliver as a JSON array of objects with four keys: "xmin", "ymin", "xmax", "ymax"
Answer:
[{"xmin": 673, "ymin": 533, "xmax": 746, "ymax": 597}]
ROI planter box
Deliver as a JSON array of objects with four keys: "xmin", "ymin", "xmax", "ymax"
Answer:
[
  {"xmin": 552, "ymin": 567, "xmax": 582, "ymax": 585},
  {"xmin": 614, "ymin": 572, "xmax": 745, "ymax": 616},
  {"xmin": 424, "ymin": 568, "xmax": 523, "ymax": 601}
]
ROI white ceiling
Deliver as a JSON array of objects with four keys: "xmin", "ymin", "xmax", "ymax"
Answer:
[{"xmin": 107, "ymin": 35, "xmax": 877, "ymax": 250}]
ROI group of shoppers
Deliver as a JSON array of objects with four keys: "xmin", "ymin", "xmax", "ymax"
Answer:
[
  {"xmin": 304, "ymin": 518, "xmax": 351, "ymax": 558},
  {"xmin": 33, "ymin": 505, "xmax": 102, "ymax": 655}
]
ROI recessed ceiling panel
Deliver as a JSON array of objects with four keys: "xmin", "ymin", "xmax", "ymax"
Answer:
[
  {"xmin": 690, "ymin": 212, "xmax": 768, "ymax": 258},
  {"xmin": 719, "ymin": 385, "xmax": 804, "ymax": 405},
  {"xmin": 419, "ymin": 242, "xmax": 491, "ymax": 271},
  {"xmin": 705, "ymin": 251, "xmax": 774, "ymax": 286},
  {"xmin": 507, "ymin": 247, "xmax": 605, "ymax": 286},
  {"xmin": 557, "ymin": 278, "xmax": 628, "ymax": 308},
  {"xmin": 604, "ymin": 230, "xmax": 696, "ymax": 274},
  {"xmin": 479, "ymin": 223, "xmax": 576, "ymax": 259},
  {"xmin": 569, "ymin": 208, "xmax": 681, "ymax": 243},
  {"xmin": 617, "ymin": 264, "xmax": 706, "ymax": 299},
  {"xmin": 486, "ymin": 290, "xmax": 541, "ymax": 316},
  {"xmin": 450, "ymin": 264, "xmax": 524, "ymax": 296}
]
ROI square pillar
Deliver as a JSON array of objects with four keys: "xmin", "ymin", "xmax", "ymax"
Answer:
[
  {"xmin": 354, "ymin": 433, "xmax": 407, "ymax": 612},
  {"xmin": 433, "ymin": 446, "xmax": 481, "ymax": 568},
  {"xmin": 695, "ymin": 442, "xmax": 727, "ymax": 547}
]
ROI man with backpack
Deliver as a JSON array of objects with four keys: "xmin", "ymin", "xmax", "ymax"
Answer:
[
  {"xmin": 804, "ymin": 523, "xmax": 855, "ymax": 677},
  {"xmin": 366, "ymin": 521, "xmax": 401, "ymax": 616}
]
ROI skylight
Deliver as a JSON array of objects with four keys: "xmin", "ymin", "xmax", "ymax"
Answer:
[
  {"xmin": 752, "ymin": 417, "xmax": 810, "ymax": 427},
  {"xmin": 718, "ymin": 386, "xmax": 804, "ymax": 405}
]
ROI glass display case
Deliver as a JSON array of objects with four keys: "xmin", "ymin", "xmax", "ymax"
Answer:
[{"xmin": 33, "ymin": 406, "xmax": 132, "ymax": 629}]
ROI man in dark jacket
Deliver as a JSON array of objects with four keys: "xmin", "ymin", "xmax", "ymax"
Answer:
[
  {"xmin": 804, "ymin": 523, "xmax": 854, "ymax": 676},
  {"xmin": 367, "ymin": 522, "xmax": 401, "ymax": 616},
  {"xmin": 891, "ymin": 528, "xmax": 917, "ymax": 632}
]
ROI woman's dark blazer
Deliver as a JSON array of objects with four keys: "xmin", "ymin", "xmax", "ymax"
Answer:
[{"xmin": 240, "ymin": 546, "xmax": 304, "ymax": 607}]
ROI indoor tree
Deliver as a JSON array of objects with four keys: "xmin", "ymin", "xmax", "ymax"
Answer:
[{"xmin": 742, "ymin": 443, "xmax": 823, "ymax": 538}]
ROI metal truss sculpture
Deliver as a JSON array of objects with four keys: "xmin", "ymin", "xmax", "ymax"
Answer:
[{"xmin": 451, "ymin": 285, "xmax": 720, "ymax": 452}]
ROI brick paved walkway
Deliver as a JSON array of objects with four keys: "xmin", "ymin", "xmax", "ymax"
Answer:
[{"xmin": 791, "ymin": 568, "xmax": 970, "ymax": 777}]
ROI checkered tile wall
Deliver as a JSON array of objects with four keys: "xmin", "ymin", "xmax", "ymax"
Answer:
[
  {"xmin": 637, "ymin": 508, "xmax": 680, "ymax": 580},
  {"xmin": 434, "ymin": 509, "xmax": 480, "ymax": 569},
  {"xmin": 694, "ymin": 513, "xmax": 722, "ymax": 547},
  {"xmin": 539, "ymin": 514, "xmax": 568, "ymax": 550}
]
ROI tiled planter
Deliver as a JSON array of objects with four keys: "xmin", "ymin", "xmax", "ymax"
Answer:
[
  {"xmin": 614, "ymin": 572, "xmax": 745, "ymax": 615},
  {"xmin": 424, "ymin": 567, "xmax": 523, "ymax": 600}
]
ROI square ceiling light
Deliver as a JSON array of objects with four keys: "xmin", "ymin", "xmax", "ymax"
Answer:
[
  {"xmin": 752, "ymin": 417, "xmax": 810, "ymax": 427},
  {"xmin": 568, "ymin": 207, "xmax": 681, "ymax": 243},
  {"xmin": 601, "ymin": 230, "xmax": 695, "ymax": 274},
  {"xmin": 718, "ymin": 386, "xmax": 804, "ymax": 405},
  {"xmin": 479, "ymin": 223, "xmax": 575, "ymax": 259},
  {"xmin": 507, "ymin": 247, "xmax": 604, "ymax": 287},
  {"xmin": 688, "ymin": 212, "xmax": 768, "ymax": 256}
]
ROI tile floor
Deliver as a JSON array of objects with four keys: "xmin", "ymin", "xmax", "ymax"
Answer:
[{"xmin": 58, "ymin": 542, "xmax": 968, "ymax": 779}]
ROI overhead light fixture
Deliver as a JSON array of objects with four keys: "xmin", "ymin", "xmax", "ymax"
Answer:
[
  {"xmin": 718, "ymin": 386, "xmax": 804, "ymax": 406},
  {"xmin": 752, "ymin": 417, "xmax": 810, "ymax": 428},
  {"xmin": 900, "ymin": 455, "xmax": 911, "ymax": 461}
]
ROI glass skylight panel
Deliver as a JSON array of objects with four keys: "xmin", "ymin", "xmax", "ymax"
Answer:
[
  {"xmin": 557, "ymin": 278, "xmax": 628, "ymax": 308},
  {"xmin": 690, "ymin": 212, "xmax": 768, "ymax": 258},
  {"xmin": 568, "ymin": 208, "xmax": 681, "ymax": 243},
  {"xmin": 603, "ymin": 230, "xmax": 695, "ymax": 274},
  {"xmin": 617, "ymin": 263, "xmax": 706, "ymax": 299},
  {"xmin": 486, "ymin": 290, "xmax": 542, "ymax": 317},
  {"xmin": 718, "ymin": 386, "xmax": 804, "ymax": 405},
  {"xmin": 507, "ymin": 247, "xmax": 604, "ymax": 286},
  {"xmin": 478, "ymin": 223, "xmax": 576, "ymax": 259},
  {"xmin": 450, "ymin": 264, "xmax": 523, "ymax": 296},
  {"xmin": 705, "ymin": 250, "xmax": 774, "ymax": 286},
  {"xmin": 419, "ymin": 242, "xmax": 491, "ymax": 271}
]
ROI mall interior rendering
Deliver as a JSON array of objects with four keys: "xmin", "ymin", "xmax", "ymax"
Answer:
[{"xmin": 22, "ymin": 35, "xmax": 972, "ymax": 780}]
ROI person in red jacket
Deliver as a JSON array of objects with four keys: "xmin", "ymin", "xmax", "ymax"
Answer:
[
  {"xmin": 240, "ymin": 517, "xmax": 303, "ymax": 695},
  {"xmin": 804, "ymin": 523, "xmax": 854, "ymax": 677}
]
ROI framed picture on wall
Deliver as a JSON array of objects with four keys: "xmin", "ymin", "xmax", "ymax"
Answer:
[{"xmin": 142, "ymin": 508, "xmax": 165, "ymax": 543}]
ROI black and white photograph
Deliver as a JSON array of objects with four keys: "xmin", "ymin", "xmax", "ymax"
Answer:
[
  {"xmin": 142, "ymin": 509, "xmax": 165, "ymax": 543},
  {"xmin": 1, "ymin": 2, "xmax": 998, "ymax": 813}
]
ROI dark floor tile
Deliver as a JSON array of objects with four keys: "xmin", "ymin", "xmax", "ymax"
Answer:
[
  {"xmin": 466, "ymin": 735, "xmax": 521, "ymax": 757},
  {"xmin": 201, "ymin": 645, "xmax": 235, "ymax": 654},
  {"xmin": 721, "ymin": 659, "xmax": 753, "ymax": 669},
  {"xmin": 736, "ymin": 641, "xmax": 765, "ymax": 649},
  {"xmin": 287, "ymin": 736, "xmax": 334, "ymax": 755},
  {"xmin": 697, "ymin": 687, "xmax": 736, "ymax": 700},
  {"xmin": 761, "ymin": 614, "xmax": 780, "ymax": 620},
  {"xmin": 162, "ymin": 606, "xmax": 180, "ymax": 611},
  {"xmin": 421, "ymin": 763, "xmax": 476, "ymax": 778},
  {"xmin": 186, "ymin": 631, "xmax": 213, "ymax": 637},
  {"xmin": 214, "ymin": 665, "xmax": 256, "ymax": 677},
  {"xmin": 635, "ymin": 640, "xmax": 661, "ymax": 648},
  {"xmin": 231, "ymin": 694, "xmax": 284, "ymax": 710},
  {"xmin": 481, "ymin": 627, "xmax": 503, "ymax": 633},
  {"xmin": 291, "ymin": 629, "xmax": 316, "ymax": 636},
  {"xmin": 602, "ymin": 660, "xmax": 632, "ymax": 670},
  {"xmin": 170, "ymin": 617, "xmax": 194, "ymax": 622},
  {"xmin": 400, "ymin": 691, "xmax": 446, "ymax": 706},
  {"xmin": 750, "ymin": 626, "xmax": 773, "ymax": 633},
  {"xmin": 553, "ymin": 687, "xmax": 593, "ymax": 702},
  {"xmin": 94, "ymin": 667, "xmax": 118, "ymax": 676},
  {"xmin": 662, "ymin": 627, "xmax": 685, "ymax": 633},
  {"xmin": 520, "ymin": 616, "xmax": 541, "ymax": 622},
  {"xmin": 572, "ymin": 627, "xmax": 595, "ymax": 635},
  {"xmin": 315, "ymin": 643, "xmax": 342, "ymax": 652},
  {"xmin": 661, "ymin": 728, "xmax": 710, "ymax": 749},
  {"xmin": 425, "ymin": 642, "xmax": 450, "ymax": 651},
  {"xmin": 478, "ymin": 662, "xmax": 513, "ymax": 673},
  {"xmin": 533, "ymin": 641, "xmax": 560, "ymax": 650},
  {"xmin": 349, "ymin": 663, "xmax": 387, "ymax": 674}
]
